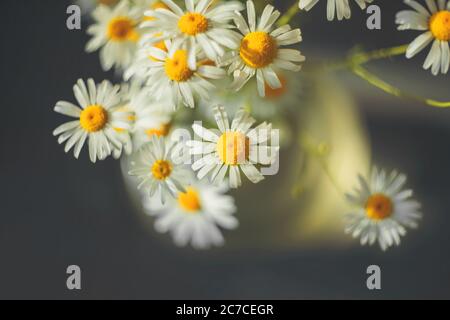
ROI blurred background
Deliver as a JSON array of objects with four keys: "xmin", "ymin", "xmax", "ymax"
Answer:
[{"xmin": 0, "ymin": 0, "xmax": 449, "ymax": 299}]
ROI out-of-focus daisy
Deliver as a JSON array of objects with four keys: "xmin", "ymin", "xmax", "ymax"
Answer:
[
  {"xmin": 121, "ymin": 82, "xmax": 174, "ymax": 150},
  {"xmin": 396, "ymin": 0, "xmax": 450, "ymax": 75},
  {"xmin": 143, "ymin": 180, "xmax": 238, "ymax": 249},
  {"xmin": 129, "ymin": 137, "xmax": 189, "ymax": 203},
  {"xmin": 299, "ymin": 0, "xmax": 373, "ymax": 21},
  {"xmin": 85, "ymin": 0, "xmax": 143, "ymax": 71},
  {"xmin": 111, "ymin": 81, "xmax": 174, "ymax": 158},
  {"xmin": 133, "ymin": 0, "xmax": 169, "ymax": 12},
  {"xmin": 131, "ymin": 42, "xmax": 226, "ymax": 108},
  {"xmin": 123, "ymin": 38, "xmax": 170, "ymax": 82},
  {"xmin": 345, "ymin": 167, "xmax": 422, "ymax": 251},
  {"xmin": 53, "ymin": 79, "xmax": 132, "ymax": 163},
  {"xmin": 188, "ymin": 106, "xmax": 279, "ymax": 189},
  {"xmin": 76, "ymin": 0, "xmax": 119, "ymax": 15},
  {"xmin": 140, "ymin": 0, "xmax": 244, "ymax": 70},
  {"xmin": 222, "ymin": 1, "xmax": 305, "ymax": 97},
  {"xmin": 199, "ymin": 72, "xmax": 304, "ymax": 120}
]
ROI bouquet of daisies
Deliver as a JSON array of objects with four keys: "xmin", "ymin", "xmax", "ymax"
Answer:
[{"xmin": 53, "ymin": 0, "xmax": 450, "ymax": 251}]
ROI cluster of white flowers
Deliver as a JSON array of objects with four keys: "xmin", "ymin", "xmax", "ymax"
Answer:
[
  {"xmin": 53, "ymin": 0, "xmax": 440, "ymax": 250},
  {"xmin": 299, "ymin": 0, "xmax": 373, "ymax": 21}
]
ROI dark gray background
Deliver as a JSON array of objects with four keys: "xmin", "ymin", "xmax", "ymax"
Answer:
[{"xmin": 0, "ymin": 0, "xmax": 449, "ymax": 299}]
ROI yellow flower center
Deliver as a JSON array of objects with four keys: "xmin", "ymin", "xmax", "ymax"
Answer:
[
  {"xmin": 217, "ymin": 132, "xmax": 250, "ymax": 166},
  {"xmin": 80, "ymin": 105, "xmax": 108, "ymax": 133},
  {"xmin": 365, "ymin": 194, "xmax": 393, "ymax": 221},
  {"xmin": 178, "ymin": 187, "xmax": 202, "ymax": 213},
  {"xmin": 178, "ymin": 13, "xmax": 209, "ymax": 36},
  {"xmin": 151, "ymin": 160, "xmax": 172, "ymax": 180},
  {"xmin": 240, "ymin": 31, "xmax": 278, "ymax": 69},
  {"xmin": 151, "ymin": 1, "xmax": 169, "ymax": 10},
  {"xmin": 165, "ymin": 50, "xmax": 194, "ymax": 82},
  {"xmin": 429, "ymin": 10, "xmax": 450, "ymax": 41},
  {"xmin": 98, "ymin": 0, "xmax": 117, "ymax": 6},
  {"xmin": 146, "ymin": 123, "xmax": 172, "ymax": 137},
  {"xmin": 144, "ymin": 2, "xmax": 170, "ymax": 21},
  {"xmin": 153, "ymin": 40, "xmax": 167, "ymax": 51},
  {"xmin": 107, "ymin": 17, "xmax": 139, "ymax": 42},
  {"xmin": 148, "ymin": 40, "xmax": 168, "ymax": 61},
  {"xmin": 114, "ymin": 113, "xmax": 135, "ymax": 132},
  {"xmin": 265, "ymin": 74, "xmax": 287, "ymax": 99},
  {"xmin": 198, "ymin": 59, "xmax": 216, "ymax": 66}
]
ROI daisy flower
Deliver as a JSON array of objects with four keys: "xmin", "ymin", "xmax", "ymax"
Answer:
[
  {"xmin": 345, "ymin": 167, "xmax": 422, "ymax": 251},
  {"xmin": 121, "ymin": 82, "xmax": 174, "ymax": 151},
  {"xmin": 53, "ymin": 79, "xmax": 133, "ymax": 163},
  {"xmin": 131, "ymin": 41, "xmax": 226, "ymax": 108},
  {"xmin": 123, "ymin": 38, "xmax": 170, "ymax": 82},
  {"xmin": 198, "ymin": 71, "xmax": 304, "ymax": 121},
  {"xmin": 396, "ymin": 0, "xmax": 450, "ymax": 75},
  {"xmin": 85, "ymin": 0, "xmax": 143, "ymax": 71},
  {"xmin": 299, "ymin": 0, "xmax": 373, "ymax": 21},
  {"xmin": 111, "ymin": 81, "xmax": 174, "ymax": 158},
  {"xmin": 129, "ymin": 136, "xmax": 189, "ymax": 203},
  {"xmin": 143, "ymin": 180, "xmax": 238, "ymax": 249},
  {"xmin": 76, "ymin": 0, "xmax": 119, "ymax": 15},
  {"xmin": 140, "ymin": 0, "xmax": 244, "ymax": 70},
  {"xmin": 222, "ymin": 1, "xmax": 305, "ymax": 97},
  {"xmin": 188, "ymin": 105, "xmax": 279, "ymax": 189},
  {"xmin": 133, "ymin": 0, "xmax": 169, "ymax": 11}
]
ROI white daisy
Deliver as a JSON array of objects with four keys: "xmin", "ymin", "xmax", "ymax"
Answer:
[
  {"xmin": 85, "ymin": 0, "xmax": 143, "ymax": 71},
  {"xmin": 143, "ymin": 180, "xmax": 238, "ymax": 249},
  {"xmin": 122, "ymin": 82, "xmax": 174, "ymax": 150},
  {"xmin": 130, "ymin": 41, "xmax": 226, "ymax": 108},
  {"xmin": 76, "ymin": 0, "xmax": 119, "ymax": 15},
  {"xmin": 140, "ymin": 0, "xmax": 244, "ymax": 70},
  {"xmin": 53, "ymin": 79, "xmax": 133, "ymax": 163},
  {"xmin": 396, "ymin": 0, "xmax": 450, "ymax": 75},
  {"xmin": 187, "ymin": 105, "xmax": 279, "ymax": 189},
  {"xmin": 198, "ymin": 71, "xmax": 304, "ymax": 122},
  {"xmin": 299, "ymin": 0, "xmax": 373, "ymax": 21},
  {"xmin": 133, "ymin": 0, "xmax": 169, "ymax": 11},
  {"xmin": 123, "ymin": 38, "xmax": 170, "ymax": 82},
  {"xmin": 129, "ymin": 136, "xmax": 189, "ymax": 203},
  {"xmin": 345, "ymin": 167, "xmax": 422, "ymax": 251},
  {"xmin": 222, "ymin": 1, "xmax": 305, "ymax": 97},
  {"xmin": 111, "ymin": 81, "xmax": 174, "ymax": 158}
]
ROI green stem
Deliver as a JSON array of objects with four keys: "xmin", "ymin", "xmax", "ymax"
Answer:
[
  {"xmin": 327, "ymin": 45, "xmax": 408, "ymax": 71},
  {"xmin": 299, "ymin": 134, "xmax": 345, "ymax": 197},
  {"xmin": 277, "ymin": 2, "xmax": 299, "ymax": 26},
  {"xmin": 327, "ymin": 44, "xmax": 450, "ymax": 108},
  {"xmin": 350, "ymin": 45, "xmax": 408, "ymax": 66},
  {"xmin": 352, "ymin": 65, "xmax": 450, "ymax": 108}
]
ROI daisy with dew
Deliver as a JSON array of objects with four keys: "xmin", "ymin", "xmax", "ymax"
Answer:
[
  {"xmin": 143, "ymin": 179, "xmax": 238, "ymax": 249},
  {"xmin": 222, "ymin": 1, "xmax": 305, "ymax": 97},
  {"xmin": 140, "ymin": 0, "xmax": 244, "ymax": 70},
  {"xmin": 53, "ymin": 79, "xmax": 133, "ymax": 163},
  {"xmin": 188, "ymin": 105, "xmax": 279, "ymax": 189},
  {"xmin": 345, "ymin": 167, "xmax": 422, "ymax": 251},
  {"xmin": 396, "ymin": 0, "xmax": 450, "ymax": 75},
  {"xmin": 85, "ymin": 0, "xmax": 143, "ymax": 71},
  {"xmin": 299, "ymin": 0, "xmax": 373, "ymax": 21},
  {"xmin": 131, "ymin": 41, "xmax": 226, "ymax": 108},
  {"xmin": 129, "ymin": 136, "xmax": 190, "ymax": 203}
]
